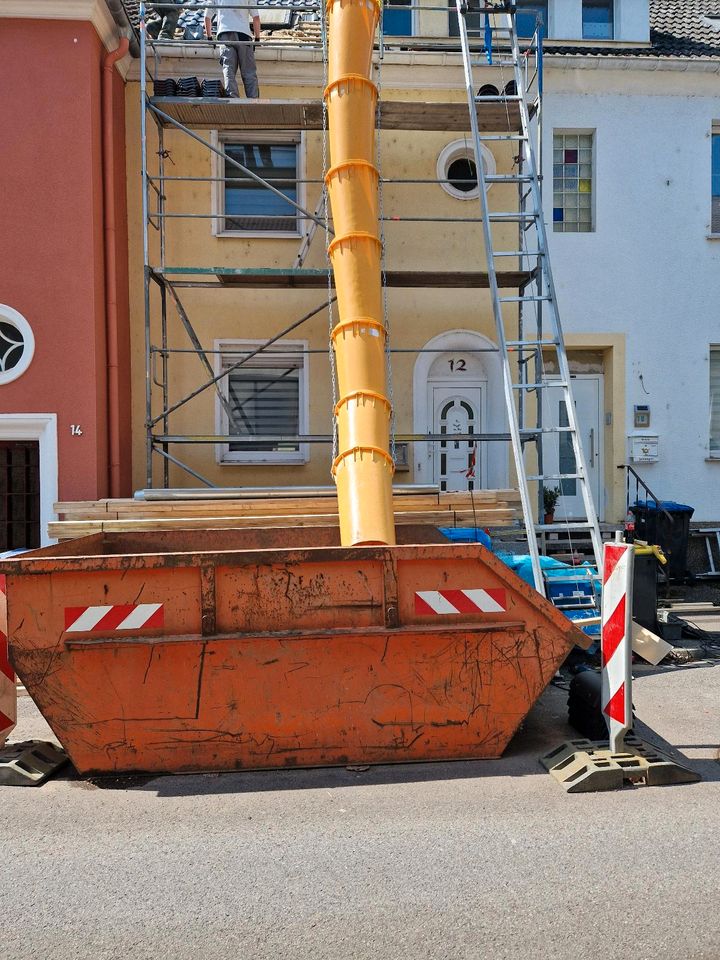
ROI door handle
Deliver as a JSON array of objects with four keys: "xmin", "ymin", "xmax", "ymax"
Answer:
[{"xmin": 589, "ymin": 428, "xmax": 595, "ymax": 467}]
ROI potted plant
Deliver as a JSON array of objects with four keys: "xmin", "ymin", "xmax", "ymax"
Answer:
[{"xmin": 543, "ymin": 485, "xmax": 561, "ymax": 524}]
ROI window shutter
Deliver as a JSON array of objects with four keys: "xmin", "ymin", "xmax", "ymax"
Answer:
[
  {"xmin": 710, "ymin": 347, "xmax": 720, "ymax": 455},
  {"xmin": 712, "ymin": 125, "xmax": 720, "ymax": 233},
  {"xmin": 221, "ymin": 344, "xmax": 304, "ymax": 454}
]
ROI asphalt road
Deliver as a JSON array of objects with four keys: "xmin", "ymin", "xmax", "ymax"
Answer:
[{"xmin": 3, "ymin": 662, "xmax": 719, "ymax": 960}]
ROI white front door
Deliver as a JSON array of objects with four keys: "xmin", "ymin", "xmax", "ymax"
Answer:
[
  {"xmin": 432, "ymin": 385, "xmax": 483, "ymax": 492},
  {"xmin": 542, "ymin": 376, "xmax": 603, "ymax": 519}
]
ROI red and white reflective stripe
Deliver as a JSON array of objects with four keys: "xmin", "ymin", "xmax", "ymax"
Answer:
[
  {"xmin": 601, "ymin": 541, "xmax": 634, "ymax": 752},
  {"xmin": 415, "ymin": 588, "xmax": 506, "ymax": 615},
  {"xmin": 0, "ymin": 574, "xmax": 17, "ymax": 745},
  {"xmin": 64, "ymin": 604, "xmax": 164, "ymax": 633}
]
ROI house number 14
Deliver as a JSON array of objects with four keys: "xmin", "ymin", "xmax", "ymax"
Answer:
[
  {"xmin": 448, "ymin": 358, "xmax": 467, "ymax": 372},
  {"xmin": 70, "ymin": 424, "xmax": 83, "ymax": 436}
]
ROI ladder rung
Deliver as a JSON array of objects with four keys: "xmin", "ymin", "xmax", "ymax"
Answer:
[
  {"xmin": 474, "ymin": 95, "xmax": 523, "ymax": 103},
  {"xmin": 535, "ymin": 522, "xmax": 599, "ymax": 532},
  {"xmin": 520, "ymin": 427, "xmax": 574, "ymax": 435},
  {"xmin": 527, "ymin": 474, "xmax": 583, "ymax": 482},
  {"xmin": 489, "ymin": 212, "xmax": 539, "ymax": 222},
  {"xmin": 499, "ymin": 294, "xmax": 552, "ymax": 303},
  {"xmin": 493, "ymin": 250, "xmax": 544, "ymax": 257},
  {"xmin": 512, "ymin": 381, "xmax": 568, "ymax": 390},
  {"xmin": 479, "ymin": 134, "xmax": 528, "ymax": 141},
  {"xmin": 485, "ymin": 175, "xmax": 533, "ymax": 183},
  {"xmin": 506, "ymin": 339, "xmax": 557, "ymax": 347}
]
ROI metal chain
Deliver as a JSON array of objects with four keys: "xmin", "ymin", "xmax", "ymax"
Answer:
[
  {"xmin": 321, "ymin": 8, "xmax": 338, "ymax": 467},
  {"xmin": 375, "ymin": 17, "xmax": 395, "ymax": 463}
]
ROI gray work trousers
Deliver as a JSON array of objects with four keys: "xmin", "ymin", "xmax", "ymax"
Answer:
[
  {"xmin": 147, "ymin": 4, "xmax": 180, "ymax": 40},
  {"xmin": 217, "ymin": 32, "xmax": 259, "ymax": 99}
]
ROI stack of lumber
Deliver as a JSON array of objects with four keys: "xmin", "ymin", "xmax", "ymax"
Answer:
[{"xmin": 50, "ymin": 490, "xmax": 522, "ymax": 541}]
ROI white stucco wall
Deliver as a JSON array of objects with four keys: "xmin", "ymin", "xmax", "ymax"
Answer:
[
  {"xmin": 543, "ymin": 61, "xmax": 720, "ymax": 519},
  {"xmin": 550, "ymin": 0, "xmax": 649, "ymax": 42}
]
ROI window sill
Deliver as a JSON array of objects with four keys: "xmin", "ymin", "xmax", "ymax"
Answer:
[
  {"xmin": 706, "ymin": 457, "xmax": 720, "ymax": 462},
  {"xmin": 215, "ymin": 230, "xmax": 302, "ymax": 240},
  {"xmin": 706, "ymin": 234, "xmax": 720, "ymax": 241},
  {"xmin": 218, "ymin": 454, "xmax": 309, "ymax": 465}
]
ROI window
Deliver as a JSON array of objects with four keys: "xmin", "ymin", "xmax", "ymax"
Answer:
[
  {"xmin": 216, "ymin": 341, "xmax": 308, "ymax": 463},
  {"xmin": 384, "ymin": 0, "xmax": 413, "ymax": 36},
  {"xmin": 516, "ymin": 0, "xmax": 547, "ymax": 38},
  {"xmin": 711, "ymin": 346, "xmax": 720, "ymax": 457},
  {"xmin": 712, "ymin": 124, "xmax": 720, "ymax": 234},
  {"xmin": 0, "ymin": 441, "xmax": 40, "ymax": 551},
  {"xmin": 449, "ymin": 0, "xmax": 545, "ymax": 40},
  {"xmin": 448, "ymin": 0, "xmax": 481, "ymax": 38},
  {"xmin": 553, "ymin": 132, "xmax": 594, "ymax": 233},
  {"xmin": 0, "ymin": 305, "xmax": 35, "ymax": 385},
  {"xmin": 220, "ymin": 135, "xmax": 301, "ymax": 235},
  {"xmin": 582, "ymin": 0, "xmax": 614, "ymax": 40},
  {"xmin": 437, "ymin": 140, "xmax": 496, "ymax": 200}
]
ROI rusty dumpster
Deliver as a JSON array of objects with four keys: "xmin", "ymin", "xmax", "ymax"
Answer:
[{"xmin": 0, "ymin": 526, "xmax": 587, "ymax": 776}]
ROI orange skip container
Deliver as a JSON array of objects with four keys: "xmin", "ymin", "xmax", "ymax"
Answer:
[{"xmin": 0, "ymin": 529, "xmax": 589, "ymax": 775}]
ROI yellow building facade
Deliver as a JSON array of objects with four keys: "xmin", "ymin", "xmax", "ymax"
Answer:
[{"xmin": 124, "ymin": 32, "xmax": 626, "ymax": 521}]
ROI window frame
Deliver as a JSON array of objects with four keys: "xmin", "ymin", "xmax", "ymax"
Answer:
[
  {"xmin": 710, "ymin": 345, "xmax": 720, "ymax": 459},
  {"xmin": 515, "ymin": 0, "xmax": 548, "ymax": 39},
  {"xmin": 211, "ymin": 130, "xmax": 305, "ymax": 239},
  {"xmin": 582, "ymin": 0, "xmax": 615, "ymax": 41},
  {"xmin": 383, "ymin": 0, "xmax": 416, "ymax": 37},
  {"xmin": 437, "ymin": 139, "xmax": 496, "ymax": 201},
  {"xmin": 552, "ymin": 129, "xmax": 596, "ymax": 234},
  {"xmin": 0, "ymin": 304, "xmax": 35, "ymax": 386},
  {"xmin": 214, "ymin": 339, "xmax": 310, "ymax": 465},
  {"xmin": 711, "ymin": 122, "xmax": 720, "ymax": 238}
]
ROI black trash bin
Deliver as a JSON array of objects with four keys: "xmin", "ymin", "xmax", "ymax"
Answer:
[
  {"xmin": 630, "ymin": 500, "xmax": 694, "ymax": 580},
  {"xmin": 633, "ymin": 551, "xmax": 659, "ymax": 632}
]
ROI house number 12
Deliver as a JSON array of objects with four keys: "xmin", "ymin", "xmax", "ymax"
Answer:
[{"xmin": 448, "ymin": 358, "xmax": 467, "ymax": 372}]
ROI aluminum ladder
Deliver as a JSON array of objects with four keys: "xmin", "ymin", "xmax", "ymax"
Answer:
[{"xmin": 455, "ymin": 0, "xmax": 603, "ymax": 594}]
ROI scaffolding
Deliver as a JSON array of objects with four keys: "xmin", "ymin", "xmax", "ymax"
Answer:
[{"xmin": 132, "ymin": 1, "xmax": 544, "ymax": 496}]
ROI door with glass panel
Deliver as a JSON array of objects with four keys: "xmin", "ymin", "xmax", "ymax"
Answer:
[
  {"xmin": 542, "ymin": 377, "xmax": 603, "ymax": 519},
  {"xmin": 432, "ymin": 386, "xmax": 483, "ymax": 492}
]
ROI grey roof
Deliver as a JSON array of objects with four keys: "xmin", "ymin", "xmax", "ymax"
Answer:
[
  {"xmin": 551, "ymin": 0, "xmax": 720, "ymax": 59},
  {"xmin": 118, "ymin": 1, "xmax": 720, "ymax": 58}
]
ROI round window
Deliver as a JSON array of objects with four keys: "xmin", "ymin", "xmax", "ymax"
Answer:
[
  {"xmin": 437, "ymin": 139, "xmax": 496, "ymax": 201},
  {"xmin": 447, "ymin": 157, "xmax": 477, "ymax": 194},
  {"xmin": 0, "ymin": 305, "xmax": 35, "ymax": 385}
]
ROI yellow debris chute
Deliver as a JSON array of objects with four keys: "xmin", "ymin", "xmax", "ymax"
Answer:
[{"xmin": 325, "ymin": 0, "xmax": 396, "ymax": 546}]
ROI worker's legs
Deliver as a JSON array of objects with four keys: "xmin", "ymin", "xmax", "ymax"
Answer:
[
  {"xmin": 237, "ymin": 41, "xmax": 260, "ymax": 99},
  {"xmin": 158, "ymin": 8, "xmax": 180, "ymax": 41},
  {"xmin": 217, "ymin": 31, "xmax": 240, "ymax": 98}
]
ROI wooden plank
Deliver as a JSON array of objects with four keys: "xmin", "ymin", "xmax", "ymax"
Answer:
[
  {"xmin": 631, "ymin": 621, "xmax": 673, "ymax": 666},
  {"xmin": 48, "ymin": 507, "xmax": 516, "ymax": 540},
  {"xmin": 213, "ymin": 269, "xmax": 532, "ymax": 289},
  {"xmin": 55, "ymin": 494, "xmax": 520, "ymax": 522},
  {"xmin": 150, "ymin": 98, "xmax": 521, "ymax": 133}
]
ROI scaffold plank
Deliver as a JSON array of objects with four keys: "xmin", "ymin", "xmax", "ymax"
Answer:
[
  {"xmin": 153, "ymin": 267, "xmax": 533, "ymax": 288},
  {"xmin": 150, "ymin": 97, "xmax": 522, "ymax": 132}
]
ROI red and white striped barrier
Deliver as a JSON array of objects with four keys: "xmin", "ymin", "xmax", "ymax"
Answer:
[
  {"xmin": 601, "ymin": 540, "xmax": 634, "ymax": 752},
  {"xmin": 0, "ymin": 575, "xmax": 17, "ymax": 745},
  {"xmin": 64, "ymin": 604, "xmax": 164, "ymax": 633},
  {"xmin": 415, "ymin": 588, "xmax": 506, "ymax": 616}
]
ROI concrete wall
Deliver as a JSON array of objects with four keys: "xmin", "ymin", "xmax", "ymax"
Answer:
[
  {"xmin": 0, "ymin": 18, "xmax": 131, "ymax": 501},
  {"xmin": 544, "ymin": 62, "xmax": 720, "ymax": 520}
]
